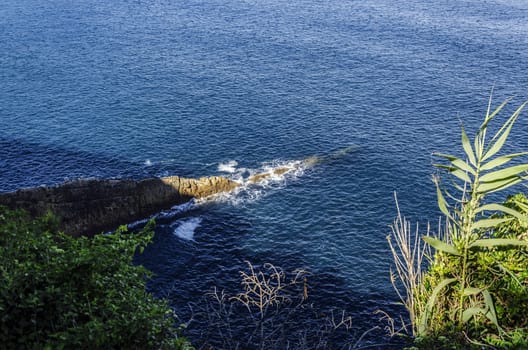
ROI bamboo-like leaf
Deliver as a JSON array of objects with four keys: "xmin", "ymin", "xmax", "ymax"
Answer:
[
  {"xmin": 474, "ymin": 132, "xmax": 483, "ymax": 160},
  {"xmin": 419, "ymin": 277, "xmax": 457, "ymax": 335},
  {"xmin": 491, "ymin": 100, "xmax": 526, "ymax": 138},
  {"xmin": 451, "ymin": 158, "xmax": 476, "ymax": 176},
  {"xmin": 452, "ymin": 181, "xmax": 466, "ymax": 194},
  {"xmin": 433, "ymin": 153, "xmax": 458, "ymax": 162},
  {"xmin": 469, "ymin": 238, "xmax": 528, "ymax": 249},
  {"xmin": 476, "ymin": 203, "xmax": 528, "ymax": 222},
  {"xmin": 483, "ymin": 91, "xmax": 493, "ymax": 127},
  {"xmin": 451, "ymin": 169, "xmax": 472, "ymax": 184},
  {"xmin": 514, "ymin": 200, "xmax": 528, "ymax": 214},
  {"xmin": 481, "ymin": 97, "xmax": 511, "ymax": 130},
  {"xmin": 479, "ymin": 164, "xmax": 528, "ymax": 183},
  {"xmin": 462, "ymin": 307, "xmax": 486, "ymax": 323},
  {"xmin": 463, "ymin": 287, "xmax": 482, "ymax": 296},
  {"xmin": 423, "ymin": 236, "xmax": 461, "ymax": 256},
  {"xmin": 461, "ymin": 125, "xmax": 477, "ymax": 167},
  {"xmin": 482, "ymin": 290, "xmax": 499, "ymax": 329},
  {"xmin": 434, "ymin": 164, "xmax": 472, "ymax": 183},
  {"xmin": 444, "ymin": 186, "xmax": 462, "ymax": 202},
  {"xmin": 477, "ymin": 176, "xmax": 522, "ymax": 194},
  {"xmin": 480, "ymin": 152, "xmax": 528, "ymax": 171},
  {"xmin": 471, "ymin": 217, "xmax": 514, "ymax": 230},
  {"xmin": 435, "ymin": 181, "xmax": 452, "ymax": 219},
  {"xmin": 482, "ymin": 102, "xmax": 527, "ymax": 162}
]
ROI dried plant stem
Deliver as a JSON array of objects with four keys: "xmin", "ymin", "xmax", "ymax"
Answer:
[{"xmin": 387, "ymin": 192, "xmax": 430, "ymax": 336}]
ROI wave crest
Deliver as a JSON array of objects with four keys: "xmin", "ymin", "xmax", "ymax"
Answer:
[{"xmin": 172, "ymin": 217, "xmax": 202, "ymax": 241}]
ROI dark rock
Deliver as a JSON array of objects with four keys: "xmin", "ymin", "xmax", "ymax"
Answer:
[{"xmin": 0, "ymin": 175, "xmax": 239, "ymax": 237}]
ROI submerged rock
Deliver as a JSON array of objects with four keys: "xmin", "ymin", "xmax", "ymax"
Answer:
[{"xmin": 248, "ymin": 167, "xmax": 292, "ymax": 183}]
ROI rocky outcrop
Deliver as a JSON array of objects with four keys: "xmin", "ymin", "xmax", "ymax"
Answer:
[
  {"xmin": 0, "ymin": 148, "xmax": 360, "ymax": 237},
  {"xmin": 0, "ymin": 175, "xmax": 239, "ymax": 237},
  {"xmin": 248, "ymin": 167, "xmax": 291, "ymax": 183}
]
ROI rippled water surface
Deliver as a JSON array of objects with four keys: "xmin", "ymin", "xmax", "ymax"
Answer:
[{"xmin": 2, "ymin": 0, "xmax": 528, "ymax": 347}]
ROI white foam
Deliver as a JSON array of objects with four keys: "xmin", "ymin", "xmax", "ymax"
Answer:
[
  {"xmin": 201, "ymin": 158, "xmax": 311, "ymax": 206},
  {"xmin": 171, "ymin": 199, "xmax": 196, "ymax": 212},
  {"xmin": 218, "ymin": 160, "xmax": 239, "ymax": 173},
  {"xmin": 156, "ymin": 199, "xmax": 196, "ymax": 221},
  {"xmin": 144, "ymin": 159, "xmax": 153, "ymax": 166},
  {"xmin": 173, "ymin": 217, "xmax": 202, "ymax": 241}
]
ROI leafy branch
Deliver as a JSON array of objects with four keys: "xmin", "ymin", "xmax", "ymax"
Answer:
[{"xmin": 424, "ymin": 95, "xmax": 528, "ymax": 333}]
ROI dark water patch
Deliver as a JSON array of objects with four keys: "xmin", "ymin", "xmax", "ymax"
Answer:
[
  {"xmin": 136, "ymin": 205, "xmax": 408, "ymax": 348},
  {"xmin": 0, "ymin": 137, "xmax": 136, "ymax": 192},
  {"xmin": 0, "ymin": 137, "xmax": 198, "ymax": 193}
]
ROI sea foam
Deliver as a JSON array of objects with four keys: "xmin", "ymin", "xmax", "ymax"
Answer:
[
  {"xmin": 218, "ymin": 160, "xmax": 239, "ymax": 173},
  {"xmin": 200, "ymin": 158, "xmax": 311, "ymax": 206},
  {"xmin": 173, "ymin": 217, "xmax": 202, "ymax": 241}
]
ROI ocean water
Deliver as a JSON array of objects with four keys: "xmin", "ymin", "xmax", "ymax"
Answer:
[{"xmin": 2, "ymin": 0, "xmax": 528, "ymax": 347}]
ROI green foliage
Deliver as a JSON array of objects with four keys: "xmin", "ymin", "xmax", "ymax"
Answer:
[
  {"xmin": 0, "ymin": 206, "xmax": 194, "ymax": 350},
  {"xmin": 389, "ymin": 96, "xmax": 528, "ymax": 348}
]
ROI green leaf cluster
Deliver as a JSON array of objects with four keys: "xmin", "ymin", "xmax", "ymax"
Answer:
[
  {"xmin": 413, "ymin": 96, "xmax": 528, "ymax": 348},
  {"xmin": 0, "ymin": 206, "xmax": 194, "ymax": 350}
]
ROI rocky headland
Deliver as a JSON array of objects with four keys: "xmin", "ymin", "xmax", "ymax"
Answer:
[
  {"xmin": 0, "ymin": 149, "xmax": 356, "ymax": 236},
  {"xmin": 0, "ymin": 175, "xmax": 239, "ymax": 236}
]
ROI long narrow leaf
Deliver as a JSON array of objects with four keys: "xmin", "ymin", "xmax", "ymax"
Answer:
[
  {"xmin": 474, "ymin": 132, "xmax": 483, "ymax": 160},
  {"xmin": 451, "ymin": 169, "xmax": 472, "ymax": 184},
  {"xmin": 462, "ymin": 307, "xmax": 486, "ymax": 323},
  {"xmin": 452, "ymin": 181, "xmax": 467, "ymax": 194},
  {"xmin": 433, "ymin": 153, "xmax": 458, "ymax": 162},
  {"xmin": 479, "ymin": 164, "xmax": 528, "ymax": 183},
  {"xmin": 476, "ymin": 203, "xmax": 528, "ymax": 222},
  {"xmin": 451, "ymin": 158, "xmax": 476, "ymax": 176},
  {"xmin": 477, "ymin": 176, "xmax": 522, "ymax": 194},
  {"xmin": 482, "ymin": 290, "xmax": 500, "ymax": 330},
  {"xmin": 482, "ymin": 102, "xmax": 527, "ymax": 162},
  {"xmin": 471, "ymin": 217, "xmax": 513, "ymax": 230},
  {"xmin": 423, "ymin": 236, "xmax": 461, "ymax": 256},
  {"xmin": 419, "ymin": 278, "xmax": 457, "ymax": 334},
  {"xmin": 435, "ymin": 181, "xmax": 452, "ymax": 219},
  {"xmin": 480, "ymin": 152, "xmax": 528, "ymax": 171},
  {"xmin": 469, "ymin": 238, "xmax": 528, "ymax": 249},
  {"xmin": 434, "ymin": 164, "xmax": 472, "ymax": 183},
  {"xmin": 463, "ymin": 287, "xmax": 482, "ymax": 296},
  {"xmin": 514, "ymin": 200, "xmax": 528, "ymax": 213},
  {"xmin": 484, "ymin": 91, "xmax": 493, "ymax": 123},
  {"xmin": 481, "ymin": 97, "xmax": 511, "ymax": 130},
  {"xmin": 461, "ymin": 125, "xmax": 477, "ymax": 166}
]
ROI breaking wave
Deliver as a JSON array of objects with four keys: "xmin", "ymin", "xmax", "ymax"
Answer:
[
  {"xmin": 132, "ymin": 147, "xmax": 358, "ymax": 231},
  {"xmin": 172, "ymin": 217, "xmax": 202, "ymax": 241},
  {"xmin": 207, "ymin": 158, "xmax": 313, "ymax": 205},
  {"xmin": 218, "ymin": 160, "xmax": 239, "ymax": 173}
]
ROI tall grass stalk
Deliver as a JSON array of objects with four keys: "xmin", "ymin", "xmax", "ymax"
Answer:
[{"xmin": 388, "ymin": 193, "xmax": 430, "ymax": 336}]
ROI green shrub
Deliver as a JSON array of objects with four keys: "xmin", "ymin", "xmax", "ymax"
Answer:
[
  {"xmin": 0, "ymin": 206, "xmax": 194, "ymax": 350},
  {"xmin": 389, "ymin": 97, "xmax": 528, "ymax": 349},
  {"xmin": 421, "ymin": 97, "xmax": 528, "ymax": 347}
]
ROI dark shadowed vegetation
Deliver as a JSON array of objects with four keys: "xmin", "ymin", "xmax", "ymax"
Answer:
[{"xmin": 0, "ymin": 206, "xmax": 193, "ymax": 350}]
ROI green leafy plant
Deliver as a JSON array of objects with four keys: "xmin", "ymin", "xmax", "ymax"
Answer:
[
  {"xmin": 425, "ymin": 96, "xmax": 528, "ymax": 335},
  {"xmin": 389, "ymin": 96, "xmax": 528, "ymax": 348},
  {"xmin": 0, "ymin": 206, "xmax": 194, "ymax": 350}
]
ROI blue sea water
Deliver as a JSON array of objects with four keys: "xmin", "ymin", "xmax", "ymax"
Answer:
[{"xmin": 2, "ymin": 0, "xmax": 528, "ymax": 347}]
